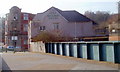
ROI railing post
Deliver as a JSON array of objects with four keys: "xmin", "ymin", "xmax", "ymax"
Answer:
[
  {"xmin": 64, "ymin": 43, "xmax": 70, "ymax": 56},
  {"xmin": 114, "ymin": 43, "xmax": 120, "ymax": 63},
  {"xmin": 45, "ymin": 41, "xmax": 120, "ymax": 64}
]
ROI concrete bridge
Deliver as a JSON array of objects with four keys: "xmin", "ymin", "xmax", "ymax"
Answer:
[{"xmin": 0, "ymin": 52, "xmax": 120, "ymax": 72}]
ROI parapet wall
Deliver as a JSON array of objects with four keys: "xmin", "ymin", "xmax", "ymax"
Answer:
[{"xmin": 45, "ymin": 41, "xmax": 120, "ymax": 64}]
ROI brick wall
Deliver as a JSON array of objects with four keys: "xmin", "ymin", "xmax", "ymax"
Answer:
[{"xmin": 109, "ymin": 35, "xmax": 120, "ymax": 41}]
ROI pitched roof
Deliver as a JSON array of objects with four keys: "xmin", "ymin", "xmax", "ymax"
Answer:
[
  {"xmin": 52, "ymin": 7, "xmax": 94, "ymax": 22},
  {"xmin": 33, "ymin": 7, "xmax": 97, "ymax": 24}
]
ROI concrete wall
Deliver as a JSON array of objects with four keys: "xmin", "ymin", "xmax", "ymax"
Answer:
[
  {"xmin": 109, "ymin": 35, "xmax": 120, "ymax": 41},
  {"xmin": 30, "ymin": 41, "xmax": 45, "ymax": 53}
]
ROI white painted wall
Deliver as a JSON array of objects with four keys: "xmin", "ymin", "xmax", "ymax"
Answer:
[{"xmin": 30, "ymin": 41, "xmax": 46, "ymax": 53}]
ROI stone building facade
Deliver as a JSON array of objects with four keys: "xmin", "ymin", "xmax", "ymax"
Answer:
[{"xmin": 109, "ymin": 22, "xmax": 120, "ymax": 41}]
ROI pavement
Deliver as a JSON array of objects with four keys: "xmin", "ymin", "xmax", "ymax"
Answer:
[{"xmin": 1, "ymin": 52, "xmax": 120, "ymax": 71}]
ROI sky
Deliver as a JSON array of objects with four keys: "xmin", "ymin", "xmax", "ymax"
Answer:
[{"xmin": 0, "ymin": 0, "xmax": 119, "ymax": 17}]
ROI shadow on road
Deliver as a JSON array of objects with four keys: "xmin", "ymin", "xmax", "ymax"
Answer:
[
  {"xmin": 118, "ymin": 64, "xmax": 120, "ymax": 70},
  {"xmin": 2, "ymin": 58, "xmax": 12, "ymax": 72}
]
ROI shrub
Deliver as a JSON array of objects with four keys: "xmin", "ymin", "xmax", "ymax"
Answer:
[{"xmin": 32, "ymin": 31, "xmax": 59, "ymax": 42}]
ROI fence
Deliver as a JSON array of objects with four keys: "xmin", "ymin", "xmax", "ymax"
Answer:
[{"xmin": 45, "ymin": 41, "xmax": 120, "ymax": 63}]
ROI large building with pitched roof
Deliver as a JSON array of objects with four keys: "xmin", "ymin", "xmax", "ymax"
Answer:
[{"xmin": 28, "ymin": 7, "xmax": 108, "ymax": 42}]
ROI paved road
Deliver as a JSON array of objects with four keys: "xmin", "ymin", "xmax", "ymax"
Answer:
[{"xmin": 1, "ymin": 52, "xmax": 120, "ymax": 70}]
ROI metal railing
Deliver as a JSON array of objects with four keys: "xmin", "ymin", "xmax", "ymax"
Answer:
[{"xmin": 45, "ymin": 41, "xmax": 120, "ymax": 63}]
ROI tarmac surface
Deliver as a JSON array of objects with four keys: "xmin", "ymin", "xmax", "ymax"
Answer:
[{"xmin": 1, "ymin": 52, "xmax": 120, "ymax": 71}]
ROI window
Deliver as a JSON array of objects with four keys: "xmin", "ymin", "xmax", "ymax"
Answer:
[
  {"xmin": 24, "ymin": 40, "xmax": 28, "ymax": 44},
  {"xmin": 14, "ymin": 14, "xmax": 18, "ymax": 20},
  {"xmin": 39, "ymin": 26, "xmax": 45, "ymax": 31},
  {"xmin": 23, "ymin": 14, "xmax": 28, "ymax": 20},
  {"xmin": 23, "ymin": 24, "xmax": 28, "ymax": 32},
  {"xmin": 53, "ymin": 23, "xmax": 59, "ymax": 30}
]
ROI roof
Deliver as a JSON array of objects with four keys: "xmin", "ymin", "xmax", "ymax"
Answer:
[
  {"xmin": 33, "ymin": 7, "xmax": 97, "ymax": 24},
  {"xmin": 10, "ymin": 6, "xmax": 21, "ymax": 10},
  {"xmin": 52, "ymin": 7, "xmax": 95, "ymax": 22},
  {"xmin": 60, "ymin": 11, "xmax": 91, "ymax": 22}
]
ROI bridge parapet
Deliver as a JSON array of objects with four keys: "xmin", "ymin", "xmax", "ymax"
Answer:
[{"xmin": 45, "ymin": 41, "xmax": 120, "ymax": 63}]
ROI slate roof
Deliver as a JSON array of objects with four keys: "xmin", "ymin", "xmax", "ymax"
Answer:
[
  {"xmin": 52, "ymin": 7, "xmax": 96, "ymax": 23},
  {"xmin": 34, "ymin": 7, "xmax": 97, "ymax": 25}
]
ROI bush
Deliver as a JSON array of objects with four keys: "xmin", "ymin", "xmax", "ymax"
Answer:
[{"xmin": 32, "ymin": 31, "xmax": 59, "ymax": 42}]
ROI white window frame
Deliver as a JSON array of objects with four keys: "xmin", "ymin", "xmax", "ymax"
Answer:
[{"xmin": 23, "ymin": 14, "xmax": 28, "ymax": 20}]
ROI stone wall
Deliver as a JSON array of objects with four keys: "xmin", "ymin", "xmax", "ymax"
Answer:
[{"xmin": 30, "ymin": 41, "xmax": 46, "ymax": 53}]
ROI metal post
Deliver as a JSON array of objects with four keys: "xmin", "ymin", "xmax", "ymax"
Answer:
[
  {"xmin": 1, "ymin": 44, "xmax": 3, "ymax": 53},
  {"xmin": 75, "ymin": 22, "xmax": 76, "ymax": 40},
  {"xmin": 5, "ymin": 46, "xmax": 7, "ymax": 53},
  {"xmin": 14, "ymin": 41, "xmax": 16, "ymax": 53}
]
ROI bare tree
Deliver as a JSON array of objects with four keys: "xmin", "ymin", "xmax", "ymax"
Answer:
[{"xmin": 84, "ymin": 11, "xmax": 110, "ymax": 24}]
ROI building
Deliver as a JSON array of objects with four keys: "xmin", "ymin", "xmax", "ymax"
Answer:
[
  {"xmin": 0, "ymin": 17, "xmax": 5, "ymax": 44},
  {"xmin": 28, "ymin": 7, "xmax": 108, "ymax": 43},
  {"xmin": 5, "ymin": 6, "xmax": 35, "ymax": 51},
  {"xmin": 0, "ymin": 18, "xmax": 3, "ymax": 43},
  {"xmin": 109, "ymin": 22, "xmax": 120, "ymax": 41}
]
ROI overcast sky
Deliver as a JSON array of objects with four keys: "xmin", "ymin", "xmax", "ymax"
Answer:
[{"xmin": 0, "ymin": 0, "xmax": 119, "ymax": 17}]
